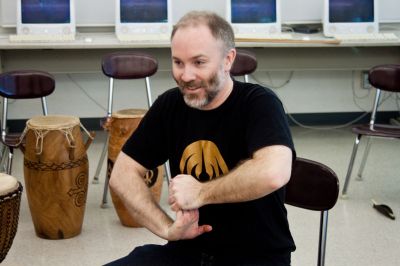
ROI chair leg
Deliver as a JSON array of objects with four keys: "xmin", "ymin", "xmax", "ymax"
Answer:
[
  {"xmin": 356, "ymin": 137, "xmax": 372, "ymax": 181},
  {"xmin": 318, "ymin": 210, "xmax": 329, "ymax": 266},
  {"xmin": 92, "ymin": 135, "xmax": 109, "ymax": 184},
  {"xmin": 342, "ymin": 134, "xmax": 362, "ymax": 198},
  {"xmin": 6, "ymin": 147, "xmax": 14, "ymax": 175},
  {"xmin": 101, "ymin": 170, "xmax": 110, "ymax": 208},
  {"xmin": 164, "ymin": 160, "xmax": 172, "ymax": 186},
  {"xmin": 0, "ymin": 145, "xmax": 8, "ymax": 172}
]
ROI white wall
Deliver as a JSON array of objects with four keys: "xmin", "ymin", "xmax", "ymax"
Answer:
[{"xmin": 5, "ymin": 69, "xmax": 399, "ymax": 120}]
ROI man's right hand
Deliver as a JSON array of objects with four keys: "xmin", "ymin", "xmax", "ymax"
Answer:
[{"xmin": 167, "ymin": 209, "xmax": 212, "ymax": 241}]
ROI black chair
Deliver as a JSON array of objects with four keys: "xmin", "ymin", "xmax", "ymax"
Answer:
[
  {"xmin": 0, "ymin": 70, "xmax": 55, "ymax": 174},
  {"xmin": 230, "ymin": 49, "xmax": 257, "ymax": 82},
  {"xmin": 90, "ymin": 52, "xmax": 161, "ymax": 206},
  {"xmin": 286, "ymin": 157, "xmax": 339, "ymax": 266},
  {"xmin": 341, "ymin": 64, "xmax": 400, "ymax": 197}
]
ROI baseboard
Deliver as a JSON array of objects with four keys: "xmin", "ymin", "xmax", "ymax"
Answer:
[
  {"xmin": 6, "ymin": 111, "xmax": 399, "ymax": 132},
  {"xmin": 287, "ymin": 111, "xmax": 399, "ymax": 126}
]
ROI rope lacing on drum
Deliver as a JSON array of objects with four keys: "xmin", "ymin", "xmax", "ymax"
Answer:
[
  {"xmin": 17, "ymin": 120, "xmax": 93, "ymax": 153},
  {"xmin": 80, "ymin": 123, "xmax": 94, "ymax": 140},
  {"xmin": 30, "ymin": 128, "xmax": 75, "ymax": 155}
]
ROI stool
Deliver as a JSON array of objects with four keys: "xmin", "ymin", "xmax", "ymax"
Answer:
[
  {"xmin": 341, "ymin": 64, "xmax": 400, "ymax": 197},
  {"xmin": 0, "ymin": 70, "xmax": 55, "ymax": 174},
  {"xmin": 230, "ymin": 49, "xmax": 258, "ymax": 82},
  {"xmin": 91, "ymin": 52, "xmax": 163, "ymax": 207}
]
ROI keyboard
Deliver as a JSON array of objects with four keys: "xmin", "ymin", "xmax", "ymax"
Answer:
[
  {"xmin": 333, "ymin": 33, "xmax": 400, "ymax": 43},
  {"xmin": 117, "ymin": 34, "xmax": 170, "ymax": 43},
  {"xmin": 9, "ymin": 34, "xmax": 75, "ymax": 43},
  {"xmin": 235, "ymin": 33, "xmax": 293, "ymax": 40}
]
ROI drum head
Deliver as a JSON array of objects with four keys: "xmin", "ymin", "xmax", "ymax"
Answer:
[
  {"xmin": 0, "ymin": 173, "xmax": 18, "ymax": 196},
  {"xmin": 112, "ymin": 109, "xmax": 146, "ymax": 119},
  {"xmin": 27, "ymin": 115, "xmax": 80, "ymax": 130}
]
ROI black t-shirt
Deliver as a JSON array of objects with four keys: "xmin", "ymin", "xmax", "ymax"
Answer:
[{"xmin": 123, "ymin": 80, "xmax": 296, "ymax": 256}]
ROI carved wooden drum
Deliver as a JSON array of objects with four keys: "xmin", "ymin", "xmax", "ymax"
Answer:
[
  {"xmin": 105, "ymin": 109, "xmax": 163, "ymax": 227},
  {"xmin": 0, "ymin": 173, "xmax": 22, "ymax": 262},
  {"xmin": 21, "ymin": 115, "xmax": 93, "ymax": 239}
]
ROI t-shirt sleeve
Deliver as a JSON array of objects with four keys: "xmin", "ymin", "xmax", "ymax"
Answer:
[
  {"xmin": 245, "ymin": 88, "xmax": 295, "ymax": 158},
  {"xmin": 121, "ymin": 97, "xmax": 168, "ymax": 170}
]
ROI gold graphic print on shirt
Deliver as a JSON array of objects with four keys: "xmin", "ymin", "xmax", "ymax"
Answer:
[{"xmin": 180, "ymin": 140, "xmax": 229, "ymax": 181}]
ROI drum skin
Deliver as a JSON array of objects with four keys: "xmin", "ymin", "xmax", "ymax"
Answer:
[
  {"xmin": 23, "ymin": 116, "xmax": 90, "ymax": 239},
  {"xmin": 0, "ymin": 175, "xmax": 22, "ymax": 263},
  {"xmin": 106, "ymin": 109, "xmax": 163, "ymax": 227}
]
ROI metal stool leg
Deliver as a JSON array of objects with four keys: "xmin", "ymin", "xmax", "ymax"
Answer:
[
  {"xmin": 101, "ymin": 167, "xmax": 110, "ymax": 208},
  {"xmin": 318, "ymin": 210, "xmax": 329, "ymax": 266},
  {"xmin": 0, "ymin": 145, "xmax": 8, "ymax": 172},
  {"xmin": 356, "ymin": 137, "xmax": 372, "ymax": 180},
  {"xmin": 99, "ymin": 134, "xmax": 110, "ymax": 207},
  {"xmin": 6, "ymin": 147, "xmax": 13, "ymax": 175},
  {"xmin": 342, "ymin": 134, "xmax": 362, "ymax": 198},
  {"xmin": 164, "ymin": 160, "xmax": 172, "ymax": 185},
  {"xmin": 92, "ymin": 135, "xmax": 109, "ymax": 184}
]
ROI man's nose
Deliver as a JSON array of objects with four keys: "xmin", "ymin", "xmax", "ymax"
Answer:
[{"xmin": 181, "ymin": 66, "xmax": 196, "ymax": 82}]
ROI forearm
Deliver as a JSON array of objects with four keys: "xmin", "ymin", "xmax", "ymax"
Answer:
[
  {"xmin": 109, "ymin": 152, "xmax": 173, "ymax": 239},
  {"xmin": 200, "ymin": 145, "xmax": 292, "ymax": 205}
]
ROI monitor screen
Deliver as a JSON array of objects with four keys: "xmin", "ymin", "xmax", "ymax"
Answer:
[
  {"xmin": 323, "ymin": 0, "xmax": 378, "ymax": 36},
  {"xmin": 329, "ymin": 0, "xmax": 374, "ymax": 23},
  {"xmin": 226, "ymin": 0, "xmax": 281, "ymax": 35},
  {"xmin": 115, "ymin": 0, "xmax": 172, "ymax": 37},
  {"xmin": 231, "ymin": 0, "xmax": 277, "ymax": 24},
  {"xmin": 16, "ymin": 0, "xmax": 75, "ymax": 35},
  {"xmin": 21, "ymin": 0, "xmax": 71, "ymax": 24},
  {"xmin": 120, "ymin": 0, "xmax": 168, "ymax": 23}
]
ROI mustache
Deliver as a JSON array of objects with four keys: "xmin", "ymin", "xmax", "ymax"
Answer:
[{"xmin": 177, "ymin": 80, "xmax": 207, "ymax": 89}]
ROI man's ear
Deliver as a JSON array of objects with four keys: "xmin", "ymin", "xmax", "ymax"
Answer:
[{"xmin": 224, "ymin": 48, "xmax": 236, "ymax": 72}]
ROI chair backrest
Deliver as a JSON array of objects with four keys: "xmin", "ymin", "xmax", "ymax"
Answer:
[
  {"xmin": 368, "ymin": 64, "xmax": 400, "ymax": 93},
  {"xmin": 286, "ymin": 157, "xmax": 339, "ymax": 266},
  {"xmin": 0, "ymin": 70, "xmax": 55, "ymax": 136},
  {"xmin": 101, "ymin": 52, "xmax": 159, "ymax": 115},
  {"xmin": 0, "ymin": 70, "xmax": 55, "ymax": 99},
  {"xmin": 286, "ymin": 158, "xmax": 339, "ymax": 211},
  {"xmin": 230, "ymin": 49, "xmax": 257, "ymax": 83},
  {"xmin": 367, "ymin": 64, "xmax": 400, "ymax": 127},
  {"xmin": 102, "ymin": 52, "xmax": 158, "ymax": 80}
]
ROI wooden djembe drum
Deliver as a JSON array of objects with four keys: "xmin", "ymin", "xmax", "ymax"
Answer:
[
  {"xmin": 21, "ymin": 115, "xmax": 94, "ymax": 239},
  {"xmin": 0, "ymin": 173, "xmax": 23, "ymax": 262},
  {"xmin": 105, "ymin": 109, "xmax": 163, "ymax": 227}
]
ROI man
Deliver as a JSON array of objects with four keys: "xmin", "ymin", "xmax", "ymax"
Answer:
[{"xmin": 107, "ymin": 11, "xmax": 295, "ymax": 266}]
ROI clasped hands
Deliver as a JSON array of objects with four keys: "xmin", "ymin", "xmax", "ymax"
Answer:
[{"xmin": 167, "ymin": 174, "xmax": 212, "ymax": 241}]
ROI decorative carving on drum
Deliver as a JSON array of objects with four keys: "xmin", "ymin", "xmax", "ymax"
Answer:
[
  {"xmin": 0, "ymin": 173, "xmax": 23, "ymax": 263},
  {"xmin": 105, "ymin": 109, "xmax": 163, "ymax": 227},
  {"xmin": 20, "ymin": 115, "xmax": 94, "ymax": 239}
]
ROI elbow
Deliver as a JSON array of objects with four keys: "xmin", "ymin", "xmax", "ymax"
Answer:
[
  {"xmin": 262, "ymin": 170, "xmax": 291, "ymax": 193},
  {"xmin": 269, "ymin": 176, "xmax": 289, "ymax": 192}
]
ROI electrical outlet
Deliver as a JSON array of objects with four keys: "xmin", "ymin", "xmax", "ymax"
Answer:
[{"xmin": 361, "ymin": 71, "xmax": 372, "ymax": 89}]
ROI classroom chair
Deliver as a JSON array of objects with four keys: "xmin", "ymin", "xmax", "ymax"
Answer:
[
  {"xmin": 286, "ymin": 157, "xmax": 339, "ymax": 266},
  {"xmin": 341, "ymin": 64, "xmax": 400, "ymax": 197},
  {"xmin": 0, "ymin": 70, "xmax": 55, "ymax": 175}
]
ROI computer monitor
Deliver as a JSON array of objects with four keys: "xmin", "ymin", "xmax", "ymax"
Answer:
[
  {"xmin": 226, "ymin": 0, "xmax": 281, "ymax": 35},
  {"xmin": 323, "ymin": 0, "xmax": 378, "ymax": 37},
  {"xmin": 16, "ymin": 0, "xmax": 76, "ymax": 35},
  {"xmin": 115, "ymin": 0, "xmax": 172, "ymax": 36}
]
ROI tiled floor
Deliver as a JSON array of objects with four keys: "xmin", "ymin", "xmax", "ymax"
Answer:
[{"xmin": 2, "ymin": 127, "xmax": 399, "ymax": 266}]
